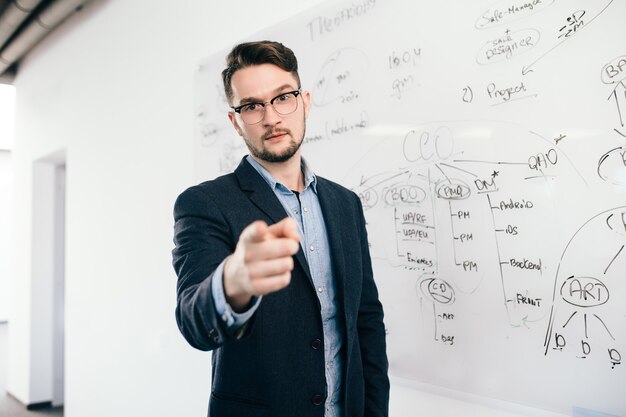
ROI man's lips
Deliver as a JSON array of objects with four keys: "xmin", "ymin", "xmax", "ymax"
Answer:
[{"xmin": 264, "ymin": 131, "xmax": 290, "ymax": 141}]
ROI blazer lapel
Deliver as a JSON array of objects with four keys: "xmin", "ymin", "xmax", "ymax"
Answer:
[
  {"xmin": 316, "ymin": 181, "xmax": 347, "ymax": 310},
  {"xmin": 235, "ymin": 158, "xmax": 289, "ymax": 224},
  {"xmin": 234, "ymin": 157, "xmax": 314, "ymax": 286}
]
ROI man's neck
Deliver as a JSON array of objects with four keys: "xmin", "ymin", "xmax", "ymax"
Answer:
[{"xmin": 252, "ymin": 153, "xmax": 304, "ymax": 192}]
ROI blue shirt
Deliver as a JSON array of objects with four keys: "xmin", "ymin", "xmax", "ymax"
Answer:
[{"xmin": 211, "ymin": 155, "xmax": 344, "ymax": 416}]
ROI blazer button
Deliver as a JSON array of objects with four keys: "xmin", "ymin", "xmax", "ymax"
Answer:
[
  {"xmin": 208, "ymin": 328, "xmax": 220, "ymax": 344},
  {"xmin": 311, "ymin": 394, "xmax": 324, "ymax": 406},
  {"xmin": 311, "ymin": 338, "xmax": 322, "ymax": 350}
]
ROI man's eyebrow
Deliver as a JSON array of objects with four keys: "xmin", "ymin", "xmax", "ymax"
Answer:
[{"xmin": 237, "ymin": 84, "xmax": 298, "ymax": 105}]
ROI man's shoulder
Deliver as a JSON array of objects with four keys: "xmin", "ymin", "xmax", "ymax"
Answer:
[
  {"xmin": 174, "ymin": 172, "xmax": 239, "ymax": 211},
  {"xmin": 316, "ymin": 175, "xmax": 358, "ymax": 199},
  {"xmin": 193, "ymin": 171, "xmax": 239, "ymax": 194},
  {"xmin": 315, "ymin": 175, "xmax": 366, "ymax": 216}
]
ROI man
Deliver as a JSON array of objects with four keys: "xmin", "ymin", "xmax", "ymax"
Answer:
[{"xmin": 172, "ymin": 40, "xmax": 389, "ymax": 417}]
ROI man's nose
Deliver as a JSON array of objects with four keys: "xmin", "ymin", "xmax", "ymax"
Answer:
[{"xmin": 262, "ymin": 103, "xmax": 282, "ymax": 125}]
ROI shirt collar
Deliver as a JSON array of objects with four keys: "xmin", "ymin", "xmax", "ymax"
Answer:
[{"xmin": 245, "ymin": 154, "xmax": 318, "ymax": 194}]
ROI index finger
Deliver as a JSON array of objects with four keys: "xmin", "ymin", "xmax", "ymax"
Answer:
[
  {"xmin": 267, "ymin": 217, "xmax": 300, "ymax": 242},
  {"xmin": 239, "ymin": 220, "xmax": 269, "ymax": 245}
]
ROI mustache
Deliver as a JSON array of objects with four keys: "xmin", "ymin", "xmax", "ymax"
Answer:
[{"xmin": 262, "ymin": 128, "xmax": 291, "ymax": 140}]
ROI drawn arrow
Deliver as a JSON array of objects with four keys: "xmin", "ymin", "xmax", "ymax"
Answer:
[
  {"xmin": 359, "ymin": 170, "xmax": 406, "ymax": 186},
  {"xmin": 357, "ymin": 170, "xmax": 411, "ymax": 192},
  {"xmin": 608, "ymin": 80, "xmax": 626, "ymax": 128},
  {"xmin": 521, "ymin": 0, "xmax": 614, "ymax": 75},
  {"xmin": 604, "ymin": 244, "xmax": 625, "ymax": 274},
  {"xmin": 521, "ymin": 314, "xmax": 545, "ymax": 329}
]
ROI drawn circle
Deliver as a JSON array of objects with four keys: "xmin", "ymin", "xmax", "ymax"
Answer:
[
  {"xmin": 476, "ymin": 28, "xmax": 540, "ymax": 65},
  {"xmin": 474, "ymin": 0, "xmax": 555, "ymax": 29},
  {"xmin": 560, "ymin": 276, "xmax": 609, "ymax": 308},
  {"xmin": 435, "ymin": 178, "xmax": 471, "ymax": 200},
  {"xmin": 419, "ymin": 277, "xmax": 456, "ymax": 305},
  {"xmin": 606, "ymin": 210, "xmax": 626, "ymax": 237},
  {"xmin": 313, "ymin": 48, "xmax": 368, "ymax": 107},
  {"xmin": 601, "ymin": 55, "xmax": 626, "ymax": 84},
  {"xmin": 597, "ymin": 147, "xmax": 626, "ymax": 186},
  {"xmin": 383, "ymin": 184, "xmax": 426, "ymax": 206},
  {"xmin": 354, "ymin": 187, "xmax": 379, "ymax": 210}
]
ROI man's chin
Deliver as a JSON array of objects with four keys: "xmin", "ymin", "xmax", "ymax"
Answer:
[
  {"xmin": 258, "ymin": 151, "xmax": 296, "ymax": 163},
  {"xmin": 254, "ymin": 144, "xmax": 300, "ymax": 163}
]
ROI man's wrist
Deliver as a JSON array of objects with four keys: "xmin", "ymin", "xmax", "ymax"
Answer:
[
  {"xmin": 222, "ymin": 255, "xmax": 253, "ymax": 312},
  {"xmin": 226, "ymin": 292, "xmax": 253, "ymax": 313},
  {"xmin": 212, "ymin": 259, "xmax": 261, "ymax": 329}
]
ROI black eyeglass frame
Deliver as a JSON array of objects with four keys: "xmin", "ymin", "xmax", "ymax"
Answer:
[{"xmin": 231, "ymin": 89, "xmax": 302, "ymax": 124}]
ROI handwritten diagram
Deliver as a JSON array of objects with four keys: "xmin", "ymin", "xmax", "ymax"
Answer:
[
  {"xmin": 345, "ymin": 121, "xmax": 593, "ymax": 346},
  {"xmin": 544, "ymin": 207, "xmax": 625, "ymax": 368},
  {"xmin": 518, "ymin": 0, "xmax": 613, "ymax": 75},
  {"xmin": 192, "ymin": 0, "xmax": 626, "ymax": 413},
  {"xmin": 602, "ymin": 55, "xmax": 626, "ymax": 137}
]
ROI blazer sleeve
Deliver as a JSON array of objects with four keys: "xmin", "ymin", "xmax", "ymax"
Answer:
[
  {"xmin": 355, "ymin": 194, "xmax": 391, "ymax": 416},
  {"xmin": 172, "ymin": 186, "xmax": 252, "ymax": 351}
]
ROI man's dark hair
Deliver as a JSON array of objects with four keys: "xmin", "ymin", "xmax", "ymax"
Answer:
[{"xmin": 222, "ymin": 40, "xmax": 301, "ymax": 104}]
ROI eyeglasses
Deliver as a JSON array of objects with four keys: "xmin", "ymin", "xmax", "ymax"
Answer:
[{"xmin": 231, "ymin": 90, "xmax": 302, "ymax": 125}]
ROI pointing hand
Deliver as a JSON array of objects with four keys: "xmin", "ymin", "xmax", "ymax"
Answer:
[{"xmin": 223, "ymin": 217, "xmax": 300, "ymax": 311}]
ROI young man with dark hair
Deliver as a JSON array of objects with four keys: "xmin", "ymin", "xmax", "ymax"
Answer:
[{"xmin": 172, "ymin": 40, "xmax": 389, "ymax": 417}]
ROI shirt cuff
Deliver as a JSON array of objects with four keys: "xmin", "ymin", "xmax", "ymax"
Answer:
[{"xmin": 211, "ymin": 258, "xmax": 262, "ymax": 329}]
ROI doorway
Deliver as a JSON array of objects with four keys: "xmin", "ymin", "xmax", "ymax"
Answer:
[{"xmin": 31, "ymin": 150, "xmax": 65, "ymax": 408}]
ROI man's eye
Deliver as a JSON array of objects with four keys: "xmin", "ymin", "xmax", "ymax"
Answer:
[
  {"xmin": 242, "ymin": 103, "xmax": 260, "ymax": 112},
  {"xmin": 276, "ymin": 94, "xmax": 290, "ymax": 102}
]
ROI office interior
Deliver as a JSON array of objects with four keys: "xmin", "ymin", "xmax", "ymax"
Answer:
[{"xmin": 0, "ymin": 1, "xmax": 602, "ymax": 416}]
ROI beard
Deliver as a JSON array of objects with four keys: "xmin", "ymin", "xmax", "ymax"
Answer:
[
  {"xmin": 244, "ymin": 119, "xmax": 306, "ymax": 163},
  {"xmin": 249, "ymin": 139, "xmax": 301, "ymax": 163}
]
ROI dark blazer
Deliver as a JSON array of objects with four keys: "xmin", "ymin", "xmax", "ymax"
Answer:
[{"xmin": 172, "ymin": 157, "xmax": 389, "ymax": 417}]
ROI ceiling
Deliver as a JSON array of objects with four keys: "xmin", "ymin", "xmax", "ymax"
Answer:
[{"xmin": 0, "ymin": 0, "xmax": 91, "ymax": 84}]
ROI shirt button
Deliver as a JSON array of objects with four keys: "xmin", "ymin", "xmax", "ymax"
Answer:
[
  {"xmin": 294, "ymin": 209, "xmax": 299, "ymax": 214},
  {"xmin": 311, "ymin": 338, "xmax": 322, "ymax": 350},
  {"xmin": 311, "ymin": 394, "xmax": 324, "ymax": 406},
  {"xmin": 310, "ymin": 245, "xmax": 315, "ymax": 251},
  {"xmin": 303, "ymin": 207, "xmax": 309, "ymax": 212},
  {"xmin": 317, "ymin": 287, "xmax": 323, "ymax": 293}
]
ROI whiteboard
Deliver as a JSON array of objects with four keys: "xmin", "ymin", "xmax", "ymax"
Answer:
[{"xmin": 193, "ymin": 0, "xmax": 626, "ymax": 415}]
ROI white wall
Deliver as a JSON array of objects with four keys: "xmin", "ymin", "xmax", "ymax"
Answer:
[
  {"xmin": 9, "ymin": 0, "xmax": 328, "ymax": 415},
  {"xmin": 0, "ymin": 151, "xmax": 12, "ymax": 323},
  {"xmin": 0, "ymin": 323, "xmax": 7, "ymax": 392},
  {"xmin": 8, "ymin": 1, "xmax": 570, "ymax": 417},
  {"xmin": 0, "ymin": 84, "xmax": 14, "ymax": 323},
  {"xmin": 0, "ymin": 84, "xmax": 15, "ymax": 150}
]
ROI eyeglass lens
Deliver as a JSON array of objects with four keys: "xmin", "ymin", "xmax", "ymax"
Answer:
[{"xmin": 240, "ymin": 91, "xmax": 299, "ymax": 124}]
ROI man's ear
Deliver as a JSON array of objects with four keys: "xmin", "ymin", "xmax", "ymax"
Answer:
[
  {"xmin": 228, "ymin": 111, "xmax": 243, "ymax": 136},
  {"xmin": 302, "ymin": 90, "xmax": 311, "ymax": 119}
]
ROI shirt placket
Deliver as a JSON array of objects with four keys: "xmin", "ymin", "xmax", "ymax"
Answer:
[{"xmin": 301, "ymin": 191, "xmax": 339, "ymax": 415}]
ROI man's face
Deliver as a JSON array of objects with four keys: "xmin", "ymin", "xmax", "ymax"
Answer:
[{"xmin": 228, "ymin": 64, "xmax": 311, "ymax": 164}]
